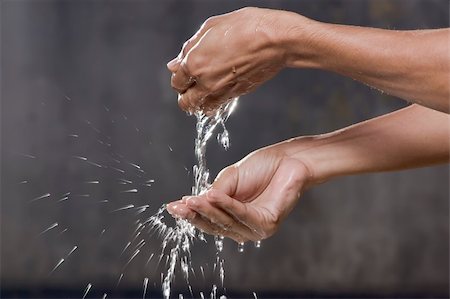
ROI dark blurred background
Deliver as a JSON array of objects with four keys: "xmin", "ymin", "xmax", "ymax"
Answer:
[{"xmin": 1, "ymin": 0, "xmax": 449, "ymax": 298}]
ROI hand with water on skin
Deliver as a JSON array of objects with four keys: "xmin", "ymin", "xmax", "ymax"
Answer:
[
  {"xmin": 167, "ymin": 146, "xmax": 312, "ymax": 243},
  {"xmin": 166, "ymin": 7, "xmax": 305, "ymax": 113},
  {"xmin": 168, "ymin": 7, "xmax": 449, "ymax": 113}
]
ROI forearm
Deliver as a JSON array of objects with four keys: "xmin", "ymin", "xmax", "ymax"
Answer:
[
  {"xmin": 281, "ymin": 16, "xmax": 450, "ymax": 112},
  {"xmin": 277, "ymin": 104, "xmax": 449, "ymax": 184}
]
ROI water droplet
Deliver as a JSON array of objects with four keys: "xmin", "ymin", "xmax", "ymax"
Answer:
[
  {"xmin": 143, "ymin": 277, "xmax": 149, "ymax": 299},
  {"xmin": 214, "ymin": 235, "xmax": 224, "ymax": 252},
  {"xmin": 116, "ymin": 273, "xmax": 124, "ymax": 287},
  {"xmin": 39, "ymin": 222, "xmax": 58, "ymax": 236},
  {"xmin": 30, "ymin": 192, "xmax": 51, "ymax": 203},
  {"xmin": 82, "ymin": 283, "xmax": 92, "ymax": 299},
  {"xmin": 49, "ymin": 258, "xmax": 64, "ymax": 275},
  {"xmin": 255, "ymin": 240, "xmax": 261, "ymax": 248},
  {"xmin": 217, "ymin": 129, "xmax": 229, "ymax": 150}
]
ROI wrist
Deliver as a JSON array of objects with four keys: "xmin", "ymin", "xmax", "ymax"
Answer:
[
  {"xmin": 276, "ymin": 13, "xmax": 329, "ymax": 69},
  {"xmin": 275, "ymin": 135, "xmax": 345, "ymax": 187},
  {"xmin": 269, "ymin": 137, "xmax": 323, "ymax": 188}
]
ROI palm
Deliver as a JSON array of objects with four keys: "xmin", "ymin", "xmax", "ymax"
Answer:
[
  {"xmin": 226, "ymin": 149, "xmax": 309, "ymax": 239},
  {"xmin": 167, "ymin": 147, "xmax": 311, "ymax": 242}
]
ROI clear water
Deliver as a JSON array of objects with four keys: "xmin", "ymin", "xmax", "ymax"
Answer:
[{"xmin": 150, "ymin": 98, "xmax": 239, "ymax": 299}]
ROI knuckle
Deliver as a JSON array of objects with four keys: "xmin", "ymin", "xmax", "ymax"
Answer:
[
  {"xmin": 238, "ymin": 7, "xmax": 257, "ymax": 14},
  {"xmin": 184, "ymin": 54, "xmax": 204, "ymax": 78},
  {"xmin": 206, "ymin": 189, "xmax": 221, "ymax": 202},
  {"xmin": 203, "ymin": 16, "xmax": 217, "ymax": 27}
]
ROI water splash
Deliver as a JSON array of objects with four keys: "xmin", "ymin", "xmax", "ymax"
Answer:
[
  {"xmin": 146, "ymin": 98, "xmax": 238, "ymax": 299},
  {"xmin": 30, "ymin": 192, "xmax": 51, "ymax": 203},
  {"xmin": 116, "ymin": 273, "xmax": 124, "ymax": 287},
  {"xmin": 49, "ymin": 258, "xmax": 65, "ymax": 275},
  {"xmin": 82, "ymin": 283, "xmax": 92, "ymax": 299},
  {"xmin": 25, "ymin": 95, "xmax": 243, "ymax": 298},
  {"xmin": 111, "ymin": 204, "xmax": 135, "ymax": 213},
  {"xmin": 67, "ymin": 245, "xmax": 78, "ymax": 257},
  {"xmin": 39, "ymin": 222, "xmax": 58, "ymax": 236},
  {"xmin": 143, "ymin": 277, "xmax": 149, "ymax": 299}
]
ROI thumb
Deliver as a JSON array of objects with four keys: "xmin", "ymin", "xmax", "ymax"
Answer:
[{"xmin": 211, "ymin": 164, "xmax": 239, "ymax": 197}]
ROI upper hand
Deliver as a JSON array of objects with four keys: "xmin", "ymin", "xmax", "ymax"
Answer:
[{"xmin": 167, "ymin": 7, "xmax": 297, "ymax": 113}]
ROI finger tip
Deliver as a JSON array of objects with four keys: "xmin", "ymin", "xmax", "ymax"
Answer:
[
  {"xmin": 166, "ymin": 203, "xmax": 178, "ymax": 214},
  {"xmin": 166, "ymin": 201, "xmax": 190, "ymax": 218}
]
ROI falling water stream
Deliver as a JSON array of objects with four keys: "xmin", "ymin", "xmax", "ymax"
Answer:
[{"xmin": 158, "ymin": 98, "xmax": 239, "ymax": 299}]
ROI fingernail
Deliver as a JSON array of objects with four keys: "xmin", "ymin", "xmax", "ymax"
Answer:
[
  {"xmin": 167, "ymin": 57, "xmax": 178, "ymax": 69},
  {"xmin": 166, "ymin": 204, "xmax": 177, "ymax": 214}
]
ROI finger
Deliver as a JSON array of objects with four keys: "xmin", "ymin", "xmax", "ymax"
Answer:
[
  {"xmin": 211, "ymin": 165, "xmax": 239, "ymax": 197},
  {"xmin": 189, "ymin": 213, "xmax": 247, "ymax": 243},
  {"xmin": 166, "ymin": 201, "xmax": 197, "ymax": 220},
  {"xmin": 167, "ymin": 16, "xmax": 218, "ymax": 73},
  {"xmin": 177, "ymin": 84, "xmax": 208, "ymax": 112},
  {"xmin": 198, "ymin": 80, "xmax": 239, "ymax": 114},
  {"xmin": 171, "ymin": 65, "xmax": 195, "ymax": 94},
  {"xmin": 206, "ymin": 188, "xmax": 260, "ymax": 231},
  {"xmin": 185, "ymin": 195, "xmax": 257, "ymax": 241},
  {"xmin": 167, "ymin": 197, "xmax": 250, "ymax": 242}
]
